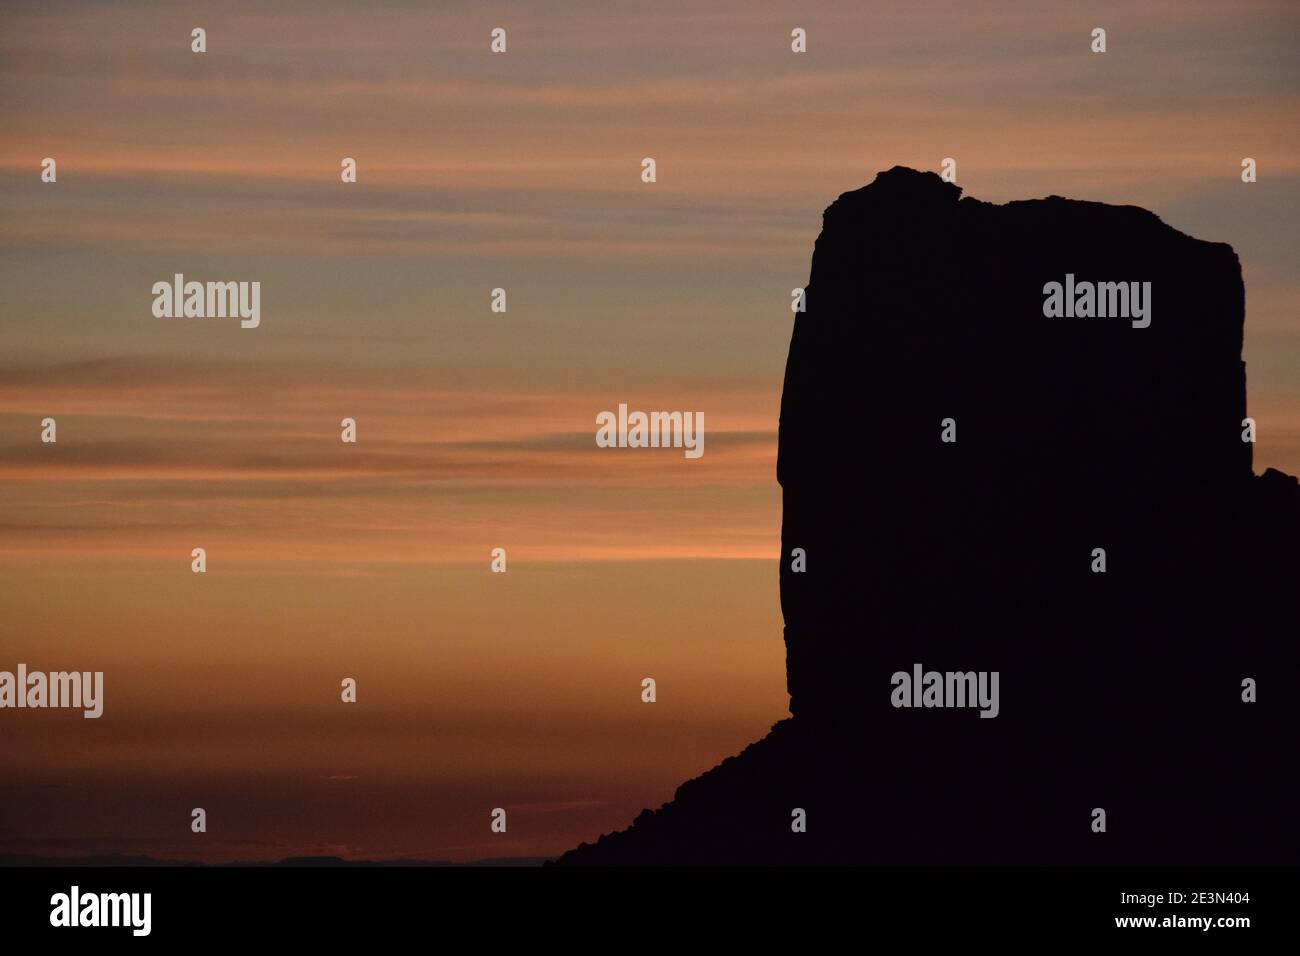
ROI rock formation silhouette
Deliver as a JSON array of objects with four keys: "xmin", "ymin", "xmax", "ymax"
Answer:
[{"xmin": 555, "ymin": 167, "xmax": 1300, "ymax": 864}]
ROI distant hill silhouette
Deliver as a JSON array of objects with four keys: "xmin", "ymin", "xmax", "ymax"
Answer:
[
  {"xmin": 555, "ymin": 167, "xmax": 1300, "ymax": 864},
  {"xmin": 0, "ymin": 853, "xmax": 549, "ymax": 868}
]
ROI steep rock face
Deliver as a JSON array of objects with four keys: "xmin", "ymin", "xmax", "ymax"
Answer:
[
  {"xmin": 780, "ymin": 167, "xmax": 1252, "ymax": 724},
  {"xmin": 555, "ymin": 169, "xmax": 1299, "ymax": 865}
]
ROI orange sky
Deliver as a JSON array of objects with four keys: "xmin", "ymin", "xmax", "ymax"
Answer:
[{"xmin": 1, "ymin": 0, "xmax": 1297, "ymax": 861}]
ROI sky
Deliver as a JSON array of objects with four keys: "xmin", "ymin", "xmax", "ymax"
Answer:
[{"xmin": 1, "ymin": 0, "xmax": 1297, "ymax": 862}]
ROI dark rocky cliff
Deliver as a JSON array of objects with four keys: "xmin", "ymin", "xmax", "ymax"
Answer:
[{"xmin": 555, "ymin": 168, "xmax": 1300, "ymax": 864}]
